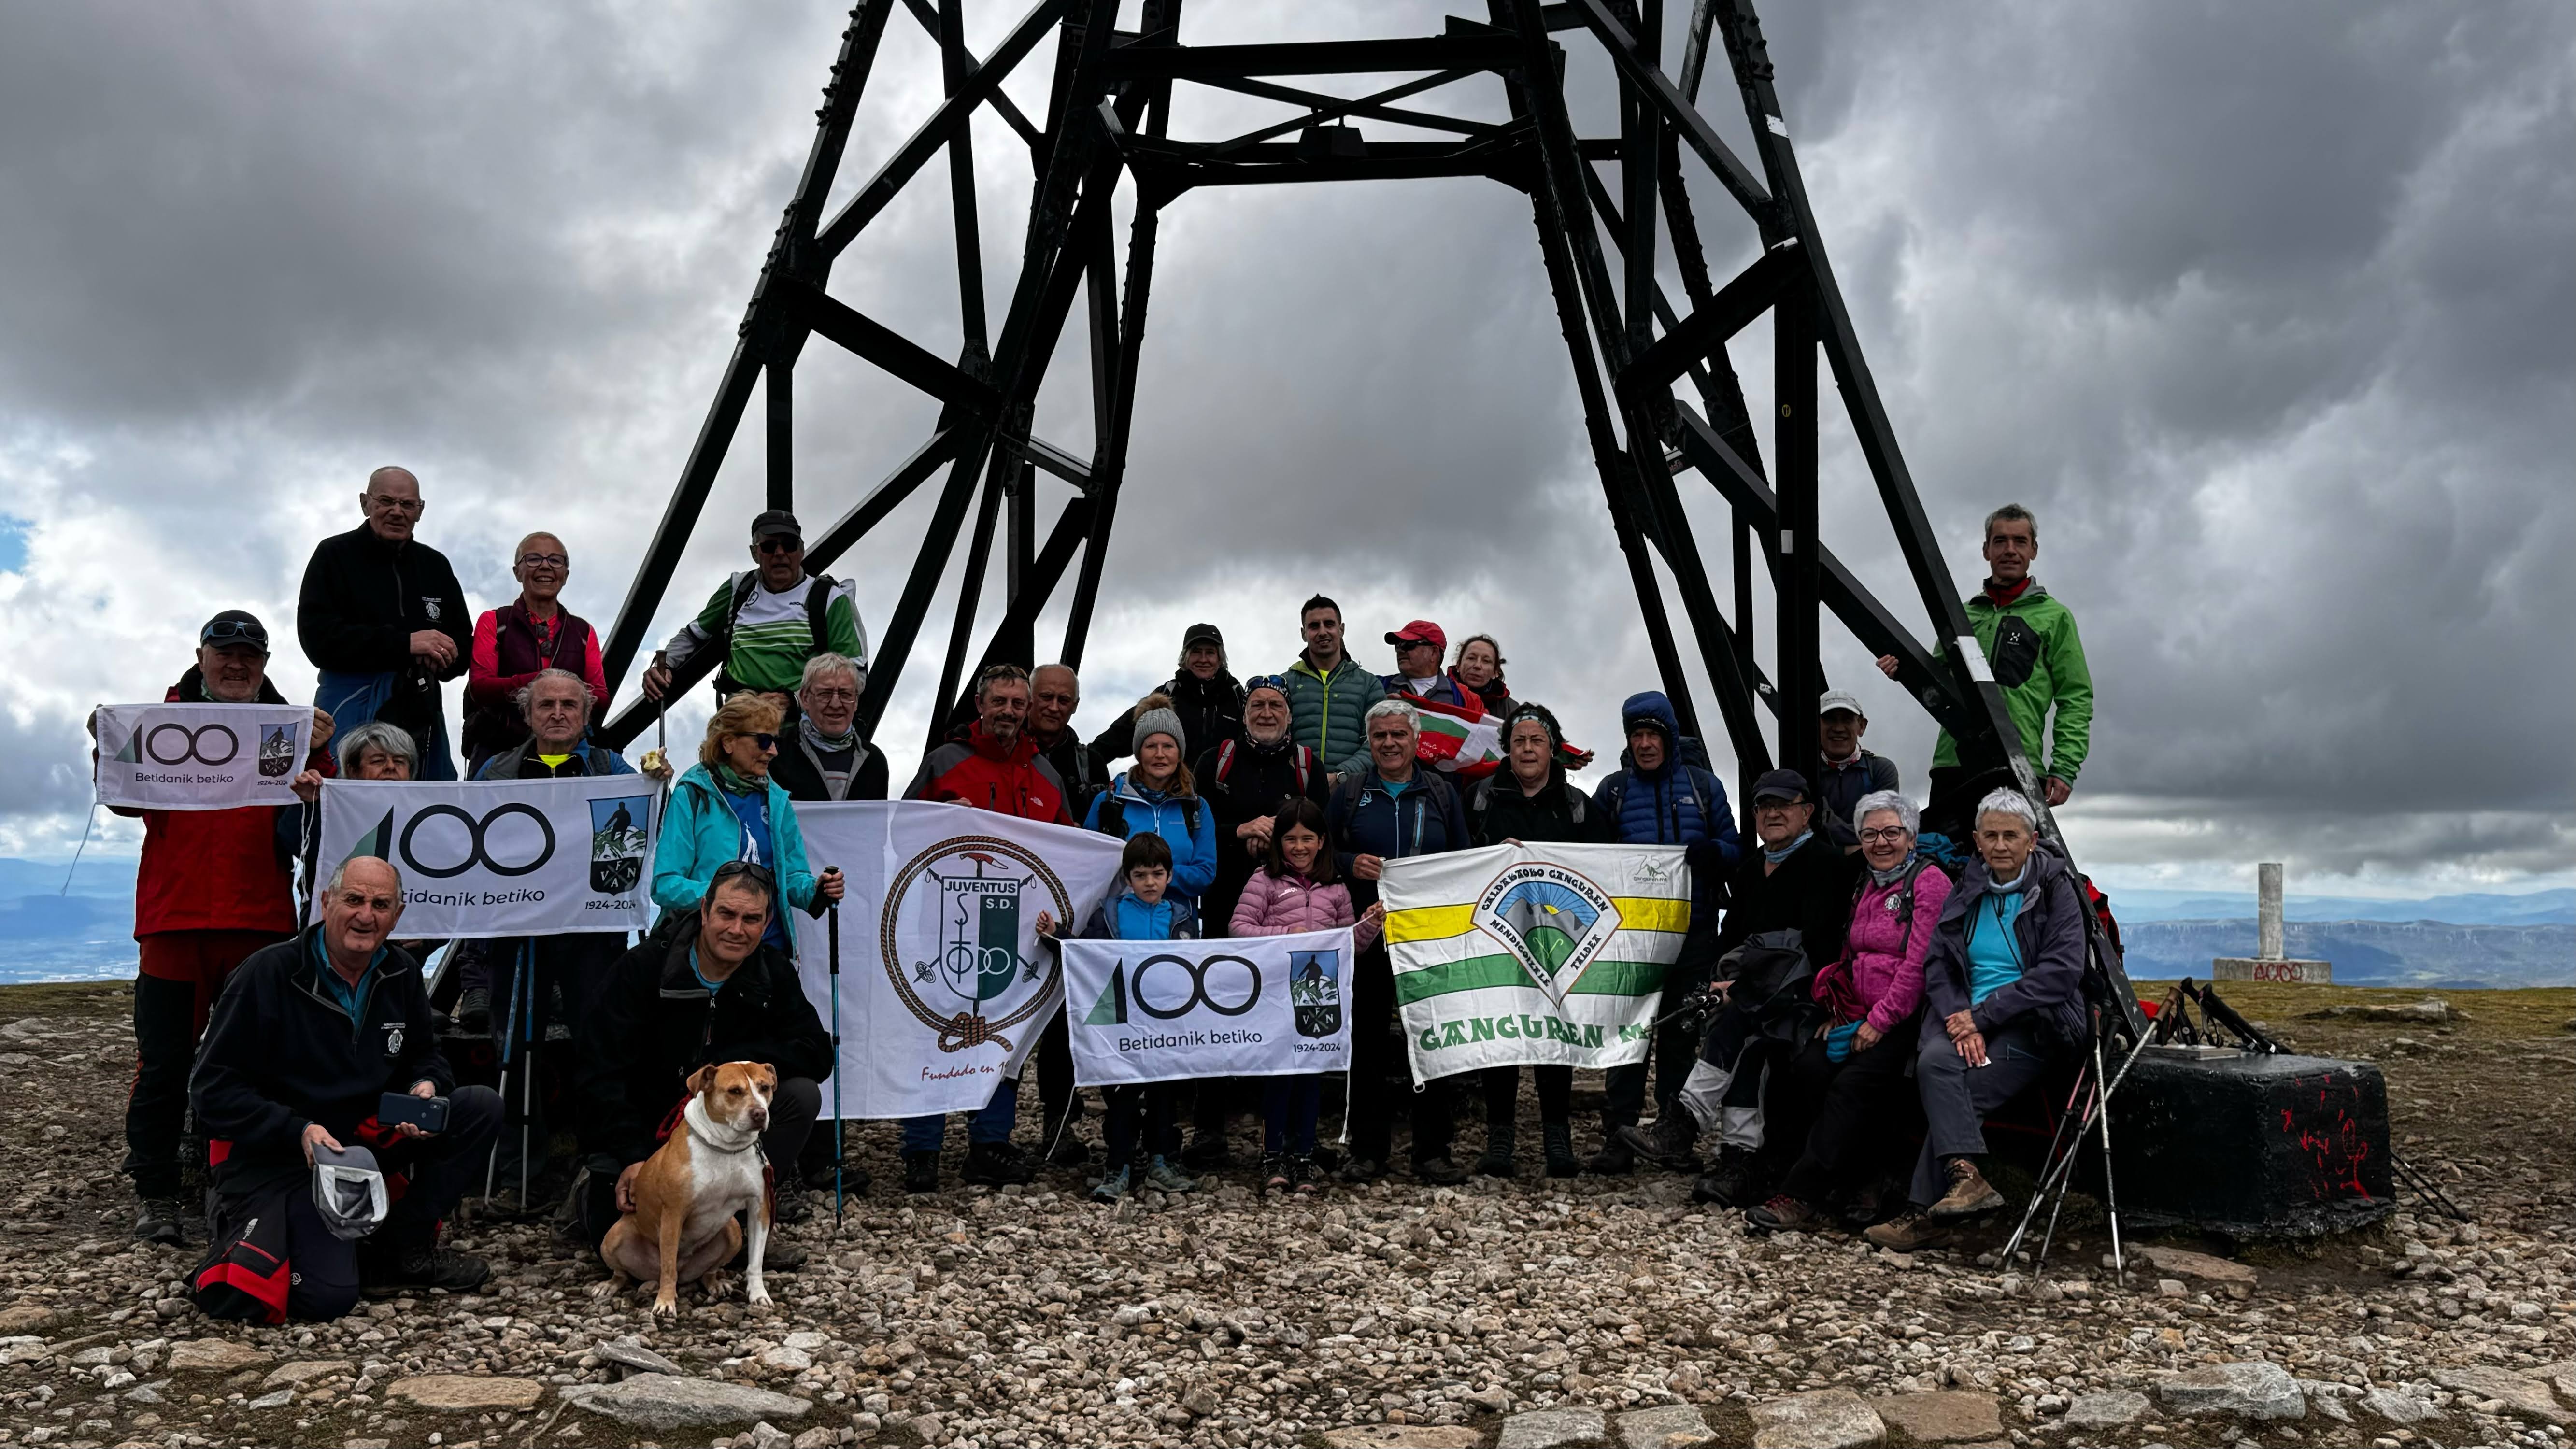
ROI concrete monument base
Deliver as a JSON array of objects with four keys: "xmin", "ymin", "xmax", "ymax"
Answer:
[{"xmin": 2211, "ymin": 957, "xmax": 2332, "ymax": 984}]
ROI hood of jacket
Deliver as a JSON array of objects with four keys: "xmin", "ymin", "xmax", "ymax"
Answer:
[{"xmin": 1616, "ymin": 691, "xmax": 1684, "ymax": 778}]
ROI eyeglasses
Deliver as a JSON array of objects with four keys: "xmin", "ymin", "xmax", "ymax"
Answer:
[
  {"xmin": 803, "ymin": 687, "xmax": 858, "ymax": 705},
  {"xmin": 1858, "ymin": 827, "xmax": 1911, "ymax": 844},
  {"xmin": 518, "ymin": 553, "xmax": 568, "ymax": 569},
  {"xmin": 756, "ymin": 537, "xmax": 803, "ymax": 555},
  {"xmin": 366, "ymin": 496, "xmax": 425, "ymax": 515}
]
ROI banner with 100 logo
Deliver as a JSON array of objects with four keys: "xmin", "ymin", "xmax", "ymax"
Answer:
[
  {"xmin": 93, "ymin": 702, "xmax": 311, "ymax": 811},
  {"xmin": 1059, "ymin": 927, "xmax": 1356, "ymax": 1087},
  {"xmin": 314, "ymin": 776, "xmax": 655, "ymax": 938}
]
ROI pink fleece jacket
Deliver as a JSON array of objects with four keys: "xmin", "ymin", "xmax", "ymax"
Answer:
[
  {"xmin": 1230, "ymin": 867, "xmax": 1382, "ymax": 947},
  {"xmin": 1813, "ymin": 864, "xmax": 1954, "ymax": 1034}
]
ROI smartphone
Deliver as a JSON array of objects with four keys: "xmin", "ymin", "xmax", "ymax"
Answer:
[{"xmin": 379, "ymin": 1092, "xmax": 450, "ymax": 1134}]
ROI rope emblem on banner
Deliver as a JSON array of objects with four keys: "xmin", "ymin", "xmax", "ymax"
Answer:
[{"xmin": 880, "ymin": 834, "xmax": 1075, "ymax": 1054}]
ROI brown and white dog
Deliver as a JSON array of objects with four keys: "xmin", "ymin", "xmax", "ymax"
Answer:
[{"xmin": 594, "ymin": 1060, "xmax": 777, "ymax": 1315}]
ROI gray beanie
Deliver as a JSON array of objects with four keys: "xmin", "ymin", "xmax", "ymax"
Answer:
[{"xmin": 1131, "ymin": 692, "xmax": 1185, "ymax": 753}]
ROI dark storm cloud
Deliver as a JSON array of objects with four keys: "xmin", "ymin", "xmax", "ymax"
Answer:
[{"xmin": 0, "ymin": 0, "xmax": 2566, "ymax": 885}]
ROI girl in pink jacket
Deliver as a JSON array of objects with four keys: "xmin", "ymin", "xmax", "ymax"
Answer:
[{"xmin": 1232, "ymin": 797, "xmax": 1382, "ymax": 1193}]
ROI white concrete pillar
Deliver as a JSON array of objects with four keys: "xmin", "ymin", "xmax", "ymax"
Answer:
[{"xmin": 2258, "ymin": 862, "xmax": 2284, "ymax": 961}]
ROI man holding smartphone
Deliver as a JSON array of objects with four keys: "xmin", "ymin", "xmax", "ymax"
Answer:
[{"xmin": 192, "ymin": 856, "xmax": 500, "ymax": 1320}]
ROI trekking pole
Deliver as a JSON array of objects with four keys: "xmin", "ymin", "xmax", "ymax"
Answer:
[
  {"xmin": 484, "ymin": 945, "xmax": 519, "ymax": 1206},
  {"xmin": 519, "ymin": 941, "xmax": 536, "ymax": 1211},
  {"xmin": 828, "ymin": 900, "xmax": 844, "ymax": 1230},
  {"xmin": 2002, "ymin": 1052, "xmax": 2097, "ymax": 1265},
  {"xmin": 2093, "ymin": 1031, "xmax": 2125, "ymax": 1283},
  {"xmin": 2031, "ymin": 1069, "xmax": 2100, "ymax": 1274}
]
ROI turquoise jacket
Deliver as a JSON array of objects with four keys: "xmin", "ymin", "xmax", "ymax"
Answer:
[{"xmin": 652, "ymin": 763, "xmax": 823, "ymax": 933}]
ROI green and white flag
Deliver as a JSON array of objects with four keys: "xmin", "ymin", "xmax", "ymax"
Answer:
[{"xmin": 1380, "ymin": 842, "xmax": 1692, "ymax": 1081}]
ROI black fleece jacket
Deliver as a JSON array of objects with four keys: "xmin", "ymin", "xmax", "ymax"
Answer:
[
  {"xmin": 1466, "ymin": 769, "xmax": 1611, "ymax": 847},
  {"xmin": 1710, "ymin": 831, "xmax": 1863, "ymax": 974},
  {"xmin": 297, "ymin": 524, "xmax": 470, "ymax": 734},
  {"xmin": 576, "ymin": 916, "xmax": 833, "ymax": 1170},
  {"xmin": 1089, "ymin": 670, "xmax": 1245, "ymax": 768},
  {"xmin": 192, "ymin": 927, "xmax": 452, "ymax": 1196},
  {"xmin": 1194, "ymin": 733, "xmax": 1330, "ymax": 933}
]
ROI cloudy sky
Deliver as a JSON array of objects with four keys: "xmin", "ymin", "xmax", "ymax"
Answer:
[{"xmin": 1, "ymin": 0, "xmax": 2568, "ymax": 897}]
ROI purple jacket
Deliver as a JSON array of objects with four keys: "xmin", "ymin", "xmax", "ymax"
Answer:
[
  {"xmin": 1813, "ymin": 863, "xmax": 1953, "ymax": 1035},
  {"xmin": 1230, "ymin": 868, "xmax": 1382, "ymax": 947}
]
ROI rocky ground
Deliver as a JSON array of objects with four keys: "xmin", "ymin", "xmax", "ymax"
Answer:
[{"xmin": 1, "ymin": 978, "xmax": 2571, "ymax": 1449}]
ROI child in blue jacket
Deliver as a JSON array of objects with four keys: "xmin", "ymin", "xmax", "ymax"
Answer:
[{"xmin": 1038, "ymin": 832, "xmax": 1201, "ymax": 1203}]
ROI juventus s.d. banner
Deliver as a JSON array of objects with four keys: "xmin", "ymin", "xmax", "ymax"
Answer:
[
  {"xmin": 1058, "ymin": 928, "xmax": 1356, "ymax": 1087},
  {"xmin": 1379, "ymin": 843, "xmax": 1692, "ymax": 1081},
  {"xmin": 314, "ymin": 776, "xmax": 656, "ymax": 937},
  {"xmin": 92, "ymin": 702, "xmax": 311, "ymax": 810},
  {"xmin": 789, "ymin": 801, "xmax": 1126, "ymax": 1120}
]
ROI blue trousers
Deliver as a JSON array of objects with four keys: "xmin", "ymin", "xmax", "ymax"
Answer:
[
  {"xmin": 1263, "ymin": 1074, "xmax": 1322, "ymax": 1156},
  {"xmin": 900, "ymin": 1078, "xmax": 1018, "ymax": 1154},
  {"xmin": 316, "ymin": 670, "xmax": 456, "ymax": 781}
]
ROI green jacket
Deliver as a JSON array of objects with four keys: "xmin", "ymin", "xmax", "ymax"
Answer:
[
  {"xmin": 1281, "ymin": 651, "xmax": 1384, "ymax": 778},
  {"xmin": 1930, "ymin": 582, "xmax": 2093, "ymax": 784}
]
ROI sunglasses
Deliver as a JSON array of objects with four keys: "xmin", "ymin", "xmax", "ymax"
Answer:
[
  {"xmin": 756, "ymin": 536, "xmax": 804, "ymax": 555},
  {"xmin": 741, "ymin": 732, "xmax": 780, "ymax": 751},
  {"xmin": 1244, "ymin": 674, "xmax": 1291, "ymax": 696},
  {"xmin": 200, "ymin": 619, "xmax": 270, "ymax": 650}
]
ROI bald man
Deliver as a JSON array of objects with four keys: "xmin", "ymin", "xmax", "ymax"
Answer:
[{"xmin": 297, "ymin": 466, "xmax": 472, "ymax": 779}]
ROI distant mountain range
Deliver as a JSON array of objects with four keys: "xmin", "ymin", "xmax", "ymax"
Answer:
[{"xmin": 1, "ymin": 858, "xmax": 2568, "ymax": 988}]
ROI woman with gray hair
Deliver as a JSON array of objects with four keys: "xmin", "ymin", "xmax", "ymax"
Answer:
[
  {"xmin": 1743, "ymin": 788, "xmax": 1953, "ymax": 1232},
  {"xmin": 335, "ymin": 721, "xmax": 420, "ymax": 781},
  {"xmin": 1863, "ymin": 787, "xmax": 2092, "ymax": 1251}
]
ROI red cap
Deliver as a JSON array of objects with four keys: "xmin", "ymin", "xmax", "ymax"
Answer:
[{"xmin": 1384, "ymin": 620, "xmax": 1446, "ymax": 652}]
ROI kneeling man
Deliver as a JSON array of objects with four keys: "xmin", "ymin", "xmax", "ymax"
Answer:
[
  {"xmin": 577, "ymin": 862, "xmax": 833, "ymax": 1261},
  {"xmin": 191, "ymin": 857, "xmax": 499, "ymax": 1320}
]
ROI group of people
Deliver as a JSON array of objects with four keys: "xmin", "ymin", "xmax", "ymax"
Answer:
[{"xmin": 118, "ymin": 469, "xmax": 2096, "ymax": 1319}]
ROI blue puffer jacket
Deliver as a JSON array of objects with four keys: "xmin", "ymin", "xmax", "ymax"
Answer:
[
  {"xmin": 1083, "ymin": 774, "xmax": 1221, "ymax": 907},
  {"xmin": 1591, "ymin": 692, "xmax": 1740, "ymax": 910},
  {"xmin": 1082, "ymin": 891, "xmax": 1202, "ymax": 944}
]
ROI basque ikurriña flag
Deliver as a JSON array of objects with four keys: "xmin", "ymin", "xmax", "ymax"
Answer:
[{"xmin": 1378, "ymin": 842, "xmax": 1692, "ymax": 1081}]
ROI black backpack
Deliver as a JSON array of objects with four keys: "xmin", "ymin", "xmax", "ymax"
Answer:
[{"xmin": 712, "ymin": 571, "xmax": 840, "ymax": 696}]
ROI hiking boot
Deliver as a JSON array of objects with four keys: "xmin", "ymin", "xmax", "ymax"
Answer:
[
  {"xmin": 1473, "ymin": 1121, "xmax": 1516, "ymax": 1178},
  {"xmin": 1691, "ymin": 1145, "xmax": 1763, "ymax": 1208},
  {"xmin": 133, "ymin": 1195, "xmax": 189, "ymax": 1247},
  {"xmin": 1338, "ymin": 1156, "xmax": 1387, "ymax": 1184},
  {"xmin": 1143, "ymin": 1155, "xmax": 1198, "ymax": 1193},
  {"xmin": 455, "ymin": 986, "xmax": 491, "ymax": 1036},
  {"xmin": 372, "ymin": 1243, "xmax": 493, "ymax": 1294},
  {"xmin": 1582, "ymin": 1138, "xmax": 1636, "ymax": 1176},
  {"xmin": 1041, "ymin": 1117, "xmax": 1091, "ymax": 1167},
  {"xmin": 1413, "ymin": 1155, "xmax": 1469, "ymax": 1187},
  {"xmin": 962, "ymin": 1141, "xmax": 1036, "ymax": 1188},
  {"xmin": 1542, "ymin": 1123, "xmax": 1580, "ymax": 1179},
  {"xmin": 729, "ymin": 1236, "xmax": 806, "ymax": 1272},
  {"xmin": 901, "ymin": 1151, "xmax": 940, "ymax": 1194},
  {"xmin": 1289, "ymin": 1155, "xmax": 1322, "ymax": 1194},
  {"xmin": 1615, "ymin": 1112, "xmax": 1701, "ymax": 1171},
  {"xmin": 1840, "ymin": 1179, "xmax": 1894, "ymax": 1228},
  {"xmin": 1745, "ymin": 1193, "xmax": 1822, "ymax": 1233},
  {"xmin": 1864, "ymin": 1209, "xmax": 1952, "ymax": 1252},
  {"xmin": 1091, "ymin": 1164, "xmax": 1132, "ymax": 1205},
  {"xmin": 768, "ymin": 1188, "xmax": 810, "ymax": 1225},
  {"xmin": 1179, "ymin": 1134, "xmax": 1234, "ymax": 1172},
  {"xmin": 1260, "ymin": 1153, "xmax": 1292, "ymax": 1194},
  {"xmin": 1928, "ymin": 1157, "xmax": 2006, "ymax": 1218},
  {"xmin": 805, "ymin": 1160, "xmax": 870, "ymax": 1196}
]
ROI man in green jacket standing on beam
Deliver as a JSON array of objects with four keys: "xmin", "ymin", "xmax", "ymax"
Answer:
[
  {"xmin": 1282, "ymin": 594, "xmax": 1384, "ymax": 784},
  {"xmin": 1879, "ymin": 502, "xmax": 2092, "ymax": 824}
]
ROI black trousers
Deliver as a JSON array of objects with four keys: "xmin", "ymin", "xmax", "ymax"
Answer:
[
  {"xmin": 1346, "ymin": 944, "xmax": 1451, "ymax": 1165},
  {"xmin": 1772, "ymin": 1016, "xmax": 1923, "ymax": 1205},
  {"xmin": 1910, "ymin": 1022, "xmax": 2067, "ymax": 1205},
  {"xmin": 1601, "ymin": 927, "xmax": 1717, "ymax": 1132},
  {"xmin": 1103, "ymin": 1083, "xmax": 1178, "ymax": 1170},
  {"xmin": 1481, "ymin": 1064, "xmax": 1571, "ymax": 1126},
  {"xmin": 583, "ymin": 1076, "xmax": 819, "ymax": 1250},
  {"xmin": 1036, "ymin": 1015, "xmax": 1078, "ymax": 1131}
]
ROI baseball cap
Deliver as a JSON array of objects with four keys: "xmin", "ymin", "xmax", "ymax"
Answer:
[
  {"xmin": 750, "ymin": 510, "xmax": 803, "ymax": 542},
  {"xmin": 311, "ymin": 1141, "xmax": 389, "ymax": 1241},
  {"xmin": 1750, "ymin": 768, "xmax": 1811, "ymax": 804},
  {"xmin": 1182, "ymin": 622, "xmax": 1224, "ymax": 650},
  {"xmin": 199, "ymin": 610, "xmax": 271, "ymax": 654},
  {"xmin": 1384, "ymin": 620, "xmax": 1446, "ymax": 652},
  {"xmin": 1817, "ymin": 689, "xmax": 1865, "ymax": 718}
]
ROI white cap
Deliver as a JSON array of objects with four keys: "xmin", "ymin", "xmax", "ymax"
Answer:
[{"xmin": 1818, "ymin": 689, "xmax": 1865, "ymax": 718}]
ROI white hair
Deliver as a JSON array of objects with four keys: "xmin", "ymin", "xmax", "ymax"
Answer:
[
  {"xmin": 800, "ymin": 651, "xmax": 865, "ymax": 695},
  {"xmin": 1852, "ymin": 790, "xmax": 1918, "ymax": 837},
  {"xmin": 324, "ymin": 855, "xmax": 404, "ymax": 899},
  {"xmin": 1974, "ymin": 788, "xmax": 2040, "ymax": 832},
  {"xmin": 1364, "ymin": 698, "xmax": 1418, "ymax": 730},
  {"xmin": 334, "ymin": 721, "xmax": 418, "ymax": 776},
  {"xmin": 515, "ymin": 667, "xmax": 593, "ymax": 722}
]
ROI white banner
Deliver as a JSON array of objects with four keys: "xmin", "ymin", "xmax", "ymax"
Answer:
[
  {"xmin": 94, "ymin": 702, "xmax": 310, "ymax": 810},
  {"xmin": 1059, "ymin": 928, "xmax": 1355, "ymax": 1087},
  {"xmin": 1381, "ymin": 842, "xmax": 1692, "ymax": 1081},
  {"xmin": 790, "ymin": 801, "xmax": 1127, "ymax": 1121},
  {"xmin": 315, "ymin": 776, "xmax": 656, "ymax": 938}
]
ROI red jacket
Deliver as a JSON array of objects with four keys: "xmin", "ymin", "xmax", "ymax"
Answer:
[
  {"xmin": 903, "ymin": 722, "xmax": 1073, "ymax": 824},
  {"xmin": 116, "ymin": 670, "xmax": 334, "ymax": 938}
]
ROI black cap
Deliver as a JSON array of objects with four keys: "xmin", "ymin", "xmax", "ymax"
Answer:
[
  {"xmin": 1182, "ymin": 622, "xmax": 1224, "ymax": 649},
  {"xmin": 751, "ymin": 510, "xmax": 803, "ymax": 541},
  {"xmin": 199, "ymin": 610, "xmax": 271, "ymax": 653},
  {"xmin": 1750, "ymin": 767, "xmax": 1810, "ymax": 804}
]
